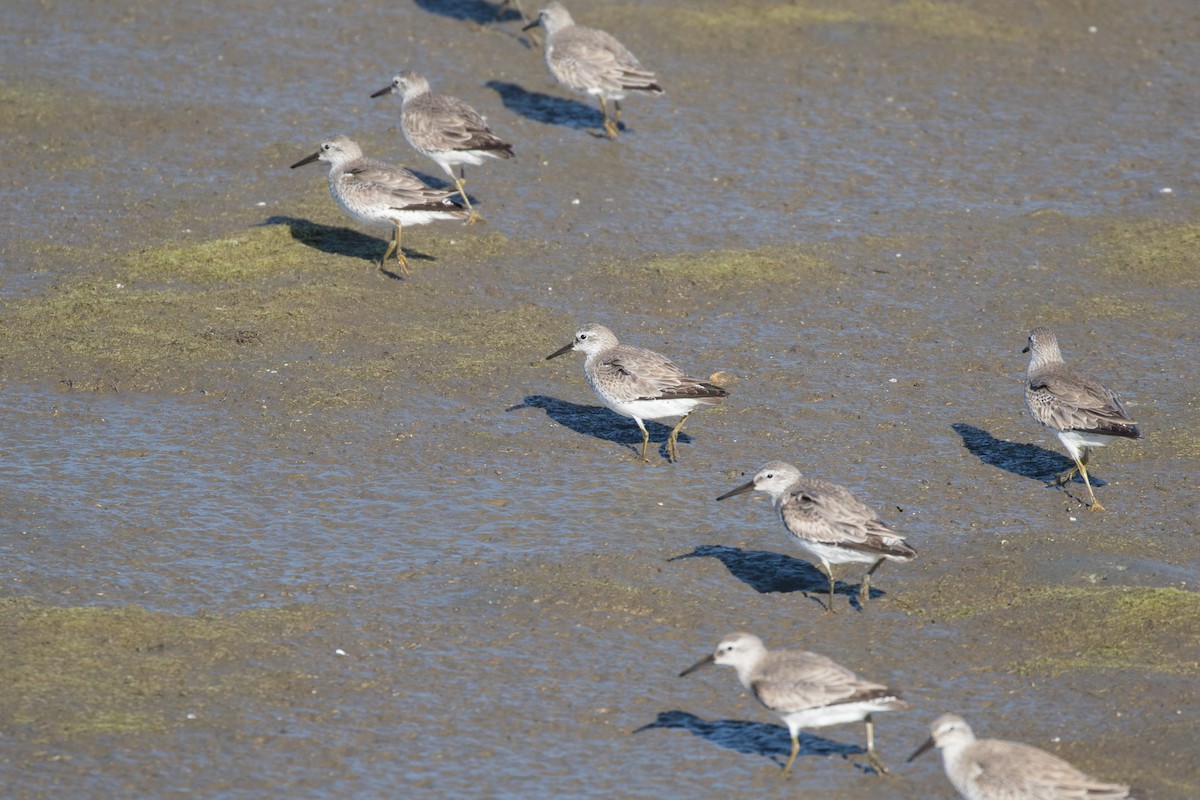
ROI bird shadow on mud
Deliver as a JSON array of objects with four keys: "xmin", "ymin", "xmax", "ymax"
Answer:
[
  {"xmin": 509, "ymin": 395, "xmax": 692, "ymax": 459},
  {"xmin": 410, "ymin": 0, "xmax": 538, "ymax": 47},
  {"xmin": 485, "ymin": 81, "xmax": 608, "ymax": 133},
  {"xmin": 952, "ymin": 423, "xmax": 1101, "ymax": 487},
  {"xmin": 259, "ymin": 216, "xmax": 440, "ymax": 279},
  {"xmin": 632, "ymin": 711, "xmax": 871, "ymax": 772},
  {"xmin": 412, "ymin": 0, "xmax": 516, "ymax": 24},
  {"xmin": 668, "ymin": 545, "xmax": 881, "ymax": 610}
]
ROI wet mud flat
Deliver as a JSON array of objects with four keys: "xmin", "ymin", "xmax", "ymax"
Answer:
[
  {"xmin": 2, "ymin": 0, "xmax": 1200, "ymax": 797},
  {"xmin": 1, "ymin": 216, "xmax": 1197, "ymax": 798}
]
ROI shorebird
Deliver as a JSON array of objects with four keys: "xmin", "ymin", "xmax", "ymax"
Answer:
[
  {"xmin": 545, "ymin": 323, "xmax": 727, "ymax": 462},
  {"xmin": 909, "ymin": 713, "xmax": 1132, "ymax": 799},
  {"xmin": 370, "ymin": 71, "xmax": 514, "ymax": 224},
  {"xmin": 290, "ymin": 135, "xmax": 467, "ymax": 276},
  {"xmin": 717, "ymin": 461, "xmax": 915, "ymax": 611},
  {"xmin": 681, "ymin": 632, "xmax": 906, "ymax": 777},
  {"xmin": 524, "ymin": 2, "xmax": 663, "ymax": 138},
  {"xmin": 1022, "ymin": 327, "xmax": 1142, "ymax": 511}
]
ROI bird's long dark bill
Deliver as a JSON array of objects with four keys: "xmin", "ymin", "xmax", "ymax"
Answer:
[
  {"xmin": 716, "ymin": 481, "xmax": 756, "ymax": 502},
  {"xmin": 545, "ymin": 341, "xmax": 574, "ymax": 360},
  {"xmin": 369, "ymin": 85, "xmax": 392, "ymax": 99},
  {"xmin": 907, "ymin": 736, "xmax": 936, "ymax": 763},
  {"xmin": 522, "ymin": 18, "xmax": 541, "ymax": 31},
  {"xmin": 290, "ymin": 152, "xmax": 320, "ymax": 169},
  {"xmin": 678, "ymin": 653, "xmax": 715, "ymax": 678}
]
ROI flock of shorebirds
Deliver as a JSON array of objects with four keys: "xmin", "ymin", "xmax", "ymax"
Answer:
[
  {"xmin": 290, "ymin": 1, "xmax": 659, "ymax": 275},
  {"xmin": 287, "ymin": 4, "xmax": 1143, "ymax": 797},
  {"xmin": 547, "ymin": 321, "xmax": 1139, "ymax": 797}
]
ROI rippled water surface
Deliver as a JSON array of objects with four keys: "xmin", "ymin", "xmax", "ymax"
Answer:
[{"xmin": 2, "ymin": 0, "xmax": 1198, "ymax": 797}]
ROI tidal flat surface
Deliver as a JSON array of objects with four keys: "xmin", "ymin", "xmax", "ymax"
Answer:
[{"xmin": 1, "ymin": 0, "xmax": 1198, "ymax": 797}]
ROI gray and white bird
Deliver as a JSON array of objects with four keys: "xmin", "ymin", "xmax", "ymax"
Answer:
[
  {"xmin": 290, "ymin": 136, "xmax": 468, "ymax": 275},
  {"xmin": 681, "ymin": 632, "xmax": 906, "ymax": 777},
  {"xmin": 524, "ymin": 2, "xmax": 663, "ymax": 138},
  {"xmin": 717, "ymin": 461, "xmax": 915, "ymax": 611},
  {"xmin": 371, "ymin": 71, "xmax": 514, "ymax": 224},
  {"xmin": 908, "ymin": 713, "xmax": 1132, "ymax": 800},
  {"xmin": 1022, "ymin": 327, "xmax": 1141, "ymax": 511},
  {"xmin": 545, "ymin": 323, "xmax": 727, "ymax": 462}
]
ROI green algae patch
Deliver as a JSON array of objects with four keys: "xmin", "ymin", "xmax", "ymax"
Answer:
[
  {"xmin": 653, "ymin": 0, "xmax": 1024, "ymax": 42},
  {"xmin": 1015, "ymin": 588, "xmax": 1200, "ymax": 676},
  {"xmin": 1032, "ymin": 294, "xmax": 1186, "ymax": 324},
  {"xmin": 922, "ymin": 585, "xmax": 1200, "ymax": 677},
  {"xmin": 0, "ymin": 223, "xmax": 565, "ymax": 401},
  {"xmin": 877, "ymin": 1, "xmax": 1024, "ymax": 41},
  {"xmin": 0, "ymin": 599, "xmax": 328, "ymax": 738},
  {"xmin": 631, "ymin": 246, "xmax": 839, "ymax": 291},
  {"xmin": 0, "ymin": 256, "xmax": 366, "ymax": 394},
  {"xmin": 657, "ymin": 3, "xmax": 858, "ymax": 32},
  {"xmin": 1095, "ymin": 220, "xmax": 1200, "ymax": 285},
  {"xmin": 123, "ymin": 226, "xmax": 325, "ymax": 283}
]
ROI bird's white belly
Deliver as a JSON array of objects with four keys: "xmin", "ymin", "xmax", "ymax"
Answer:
[
  {"xmin": 1057, "ymin": 429, "xmax": 1121, "ymax": 451},
  {"xmin": 606, "ymin": 396, "xmax": 702, "ymax": 422},
  {"xmin": 780, "ymin": 698, "xmax": 885, "ymax": 730},
  {"xmin": 792, "ymin": 538, "xmax": 882, "ymax": 567},
  {"xmin": 334, "ymin": 194, "xmax": 394, "ymax": 232}
]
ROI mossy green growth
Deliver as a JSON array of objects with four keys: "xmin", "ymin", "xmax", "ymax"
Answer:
[
  {"xmin": 123, "ymin": 225, "xmax": 328, "ymax": 283},
  {"xmin": 1096, "ymin": 220, "xmax": 1200, "ymax": 284},
  {"xmin": 877, "ymin": 1, "xmax": 1024, "ymax": 41},
  {"xmin": 1017, "ymin": 587, "xmax": 1200, "ymax": 676},
  {"xmin": 657, "ymin": 3, "xmax": 858, "ymax": 33},
  {"xmin": 0, "ymin": 598, "xmax": 327, "ymax": 738},
  {"xmin": 0, "ymin": 223, "xmax": 564, "ymax": 400},
  {"xmin": 655, "ymin": 0, "xmax": 1023, "ymax": 42},
  {"xmin": 930, "ymin": 586, "xmax": 1200, "ymax": 676},
  {"xmin": 0, "ymin": 226, "xmax": 367, "ymax": 392},
  {"xmin": 1032, "ymin": 294, "xmax": 1186, "ymax": 324},
  {"xmin": 635, "ymin": 246, "xmax": 838, "ymax": 290}
]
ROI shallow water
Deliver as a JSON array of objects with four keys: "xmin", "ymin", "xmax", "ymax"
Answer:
[{"xmin": 2, "ymin": 0, "xmax": 1199, "ymax": 798}]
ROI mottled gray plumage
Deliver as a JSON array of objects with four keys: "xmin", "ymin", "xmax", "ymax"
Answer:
[
  {"xmin": 717, "ymin": 461, "xmax": 915, "ymax": 611},
  {"xmin": 525, "ymin": 2, "xmax": 662, "ymax": 138},
  {"xmin": 371, "ymin": 71, "xmax": 513, "ymax": 223},
  {"xmin": 1023, "ymin": 327, "xmax": 1141, "ymax": 511},
  {"xmin": 545, "ymin": 323, "xmax": 727, "ymax": 462},
  {"xmin": 909, "ymin": 713, "xmax": 1132, "ymax": 800},
  {"xmin": 290, "ymin": 135, "xmax": 467, "ymax": 275},
  {"xmin": 681, "ymin": 632, "xmax": 906, "ymax": 777}
]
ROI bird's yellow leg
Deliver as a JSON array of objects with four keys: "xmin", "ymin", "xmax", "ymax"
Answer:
[
  {"xmin": 1079, "ymin": 460, "xmax": 1104, "ymax": 511},
  {"xmin": 823, "ymin": 565, "xmax": 837, "ymax": 614},
  {"xmin": 781, "ymin": 732, "xmax": 800, "ymax": 778},
  {"xmin": 666, "ymin": 412, "xmax": 691, "ymax": 462},
  {"xmin": 860, "ymin": 558, "xmax": 884, "ymax": 603},
  {"xmin": 635, "ymin": 420, "xmax": 651, "ymax": 463},
  {"xmin": 600, "ymin": 97, "xmax": 618, "ymax": 139},
  {"xmin": 865, "ymin": 716, "xmax": 890, "ymax": 775},
  {"xmin": 380, "ymin": 223, "xmax": 409, "ymax": 275},
  {"xmin": 1055, "ymin": 447, "xmax": 1089, "ymax": 486},
  {"xmin": 453, "ymin": 174, "xmax": 482, "ymax": 225}
]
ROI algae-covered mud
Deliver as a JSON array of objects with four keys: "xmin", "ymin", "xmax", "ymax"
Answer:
[{"xmin": 2, "ymin": 0, "xmax": 1198, "ymax": 797}]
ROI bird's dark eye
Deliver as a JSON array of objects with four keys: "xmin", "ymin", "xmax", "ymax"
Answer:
[
  {"xmin": 766, "ymin": 473, "xmax": 774, "ymax": 479},
  {"xmin": 579, "ymin": 334, "xmax": 587, "ymax": 340}
]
